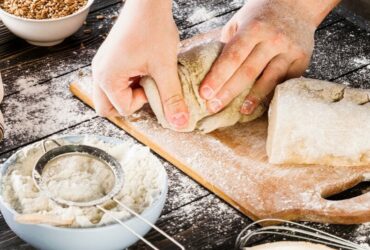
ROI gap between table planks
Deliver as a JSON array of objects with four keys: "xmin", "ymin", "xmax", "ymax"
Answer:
[{"xmin": 70, "ymin": 30, "xmax": 370, "ymax": 225}]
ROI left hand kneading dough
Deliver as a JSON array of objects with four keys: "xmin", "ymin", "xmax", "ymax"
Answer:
[{"xmin": 140, "ymin": 41, "xmax": 265, "ymax": 133}]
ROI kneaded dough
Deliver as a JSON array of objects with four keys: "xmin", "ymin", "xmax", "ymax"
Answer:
[
  {"xmin": 267, "ymin": 77, "xmax": 370, "ymax": 166},
  {"xmin": 246, "ymin": 241, "xmax": 333, "ymax": 250},
  {"xmin": 140, "ymin": 41, "xmax": 265, "ymax": 133}
]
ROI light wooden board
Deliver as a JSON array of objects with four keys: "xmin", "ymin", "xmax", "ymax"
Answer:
[{"xmin": 70, "ymin": 31, "xmax": 370, "ymax": 225}]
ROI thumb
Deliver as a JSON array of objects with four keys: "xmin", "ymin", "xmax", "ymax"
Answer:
[{"xmin": 153, "ymin": 64, "xmax": 189, "ymax": 129}]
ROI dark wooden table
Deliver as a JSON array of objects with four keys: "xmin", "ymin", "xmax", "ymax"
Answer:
[{"xmin": 0, "ymin": 0, "xmax": 369, "ymax": 249}]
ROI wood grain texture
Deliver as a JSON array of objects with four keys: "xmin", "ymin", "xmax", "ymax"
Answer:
[
  {"xmin": 307, "ymin": 19, "xmax": 370, "ymax": 81},
  {"xmin": 0, "ymin": 0, "xmax": 370, "ymax": 248}
]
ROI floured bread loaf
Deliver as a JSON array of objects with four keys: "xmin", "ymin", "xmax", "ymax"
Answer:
[
  {"xmin": 246, "ymin": 241, "xmax": 333, "ymax": 250},
  {"xmin": 140, "ymin": 41, "xmax": 265, "ymax": 133},
  {"xmin": 267, "ymin": 78, "xmax": 370, "ymax": 166}
]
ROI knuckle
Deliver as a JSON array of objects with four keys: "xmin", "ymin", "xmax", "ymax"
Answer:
[
  {"xmin": 300, "ymin": 50, "xmax": 310, "ymax": 59},
  {"xmin": 220, "ymin": 88, "xmax": 238, "ymax": 102},
  {"xmin": 227, "ymin": 49, "xmax": 243, "ymax": 64},
  {"xmin": 268, "ymin": 63, "xmax": 286, "ymax": 75},
  {"xmin": 271, "ymin": 30, "xmax": 285, "ymax": 45},
  {"xmin": 243, "ymin": 64, "xmax": 258, "ymax": 78},
  {"xmin": 223, "ymin": 40, "xmax": 244, "ymax": 64},
  {"xmin": 163, "ymin": 94, "xmax": 184, "ymax": 107},
  {"xmin": 248, "ymin": 19, "xmax": 262, "ymax": 32}
]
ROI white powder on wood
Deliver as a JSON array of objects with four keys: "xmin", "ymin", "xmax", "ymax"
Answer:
[
  {"xmin": 1, "ymin": 137, "xmax": 163, "ymax": 227},
  {"xmin": 353, "ymin": 223, "xmax": 370, "ymax": 248}
]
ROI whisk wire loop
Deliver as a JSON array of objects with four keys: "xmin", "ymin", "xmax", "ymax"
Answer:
[{"xmin": 235, "ymin": 219, "xmax": 368, "ymax": 250}]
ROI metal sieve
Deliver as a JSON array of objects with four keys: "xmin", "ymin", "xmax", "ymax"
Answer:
[{"xmin": 31, "ymin": 139, "xmax": 184, "ymax": 250}]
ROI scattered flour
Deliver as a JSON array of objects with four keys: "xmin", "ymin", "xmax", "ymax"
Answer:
[
  {"xmin": 12, "ymin": 76, "xmax": 38, "ymax": 92},
  {"xmin": 187, "ymin": 7, "xmax": 216, "ymax": 24},
  {"xmin": 1, "ymin": 137, "xmax": 164, "ymax": 227},
  {"xmin": 353, "ymin": 223, "xmax": 370, "ymax": 248},
  {"xmin": 352, "ymin": 57, "xmax": 370, "ymax": 66}
]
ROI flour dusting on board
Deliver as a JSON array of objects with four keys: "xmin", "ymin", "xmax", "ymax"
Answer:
[
  {"xmin": 187, "ymin": 7, "xmax": 216, "ymax": 24},
  {"xmin": 352, "ymin": 57, "xmax": 370, "ymax": 66},
  {"xmin": 353, "ymin": 223, "xmax": 370, "ymax": 248}
]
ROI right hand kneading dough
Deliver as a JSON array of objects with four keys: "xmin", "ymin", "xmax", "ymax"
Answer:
[{"xmin": 140, "ymin": 41, "xmax": 265, "ymax": 133}]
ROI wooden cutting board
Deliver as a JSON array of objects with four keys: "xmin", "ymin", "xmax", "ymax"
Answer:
[{"xmin": 70, "ymin": 30, "xmax": 370, "ymax": 225}]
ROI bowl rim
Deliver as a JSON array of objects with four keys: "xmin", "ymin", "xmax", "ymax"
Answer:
[
  {"xmin": 0, "ymin": 134, "xmax": 168, "ymax": 232},
  {"xmin": 0, "ymin": 0, "xmax": 95, "ymax": 23}
]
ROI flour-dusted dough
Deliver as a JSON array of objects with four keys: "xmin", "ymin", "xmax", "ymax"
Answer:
[
  {"xmin": 267, "ymin": 77, "xmax": 370, "ymax": 166},
  {"xmin": 140, "ymin": 41, "xmax": 265, "ymax": 133},
  {"xmin": 246, "ymin": 241, "xmax": 333, "ymax": 250}
]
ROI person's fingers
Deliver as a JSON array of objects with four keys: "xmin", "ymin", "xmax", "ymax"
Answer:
[
  {"xmin": 200, "ymin": 32, "xmax": 261, "ymax": 100},
  {"xmin": 286, "ymin": 55, "xmax": 311, "ymax": 78},
  {"xmin": 153, "ymin": 66, "xmax": 189, "ymax": 128},
  {"xmin": 130, "ymin": 87, "xmax": 148, "ymax": 112},
  {"xmin": 100, "ymin": 78, "xmax": 147, "ymax": 116},
  {"xmin": 240, "ymin": 55, "xmax": 291, "ymax": 115},
  {"xmin": 93, "ymin": 81, "xmax": 117, "ymax": 117},
  {"xmin": 206, "ymin": 41, "xmax": 281, "ymax": 113}
]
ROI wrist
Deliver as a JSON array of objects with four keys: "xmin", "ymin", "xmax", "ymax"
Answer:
[
  {"xmin": 125, "ymin": 0, "xmax": 173, "ymax": 15},
  {"xmin": 280, "ymin": 0, "xmax": 341, "ymax": 28}
]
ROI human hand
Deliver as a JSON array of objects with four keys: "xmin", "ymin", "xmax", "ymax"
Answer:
[
  {"xmin": 199, "ymin": 0, "xmax": 337, "ymax": 115},
  {"xmin": 92, "ymin": 0, "xmax": 189, "ymax": 128}
]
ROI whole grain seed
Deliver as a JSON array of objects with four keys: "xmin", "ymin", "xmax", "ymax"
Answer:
[
  {"xmin": 0, "ymin": 0, "xmax": 88, "ymax": 20},
  {"xmin": 83, "ymin": 29, "xmax": 91, "ymax": 34}
]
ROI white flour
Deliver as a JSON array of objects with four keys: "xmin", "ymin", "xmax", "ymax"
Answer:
[
  {"xmin": 42, "ymin": 154, "xmax": 115, "ymax": 203},
  {"xmin": 1, "ymin": 137, "xmax": 163, "ymax": 227}
]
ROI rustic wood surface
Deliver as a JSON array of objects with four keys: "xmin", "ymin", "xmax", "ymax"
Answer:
[{"xmin": 0, "ymin": 0, "xmax": 369, "ymax": 249}]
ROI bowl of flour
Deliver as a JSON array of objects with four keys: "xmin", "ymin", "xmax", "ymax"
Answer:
[{"xmin": 0, "ymin": 135, "xmax": 168, "ymax": 250}]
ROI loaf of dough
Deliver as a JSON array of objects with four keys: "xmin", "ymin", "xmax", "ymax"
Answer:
[
  {"xmin": 246, "ymin": 241, "xmax": 333, "ymax": 250},
  {"xmin": 267, "ymin": 77, "xmax": 370, "ymax": 166},
  {"xmin": 140, "ymin": 41, "xmax": 265, "ymax": 133}
]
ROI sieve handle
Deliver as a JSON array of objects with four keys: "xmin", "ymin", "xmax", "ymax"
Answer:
[
  {"xmin": 42, "ymin": 139, "xmax": 62, "ymax": 153},
  {"xmin": 97, "ymin": 205, "xmax": 160, "ymax": 250},
  {"xmin": 114, "ymin": 198, "xmax": 185, "ymax": 250}
]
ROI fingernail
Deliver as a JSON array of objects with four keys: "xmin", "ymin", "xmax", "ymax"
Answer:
[
  {"xmin": 240, "ymin": 99, "xmax": 255, "ymax": 114},
  {"xmin": 171, "ymin": 112, "xmax": 188, "ymax": 127},
  {"xmin": 208, "ymin": 99, "xmax": 223, "ymax": 113},
  {"xmin": 201, "ymin": 86, "xmax": 214, "ymax": 99}
]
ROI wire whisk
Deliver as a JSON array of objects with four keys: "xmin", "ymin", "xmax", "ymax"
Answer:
[{"xmin": 235, "ymin": 219, "xmax": 369, "ymax": 250}]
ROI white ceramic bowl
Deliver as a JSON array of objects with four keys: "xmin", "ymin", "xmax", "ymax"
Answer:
[
  {"xmin": 0, "ymin": 0, "xmax": 94, "ymax": 46},
  {"xmin": 0, "ymin": 135, "xmax": 168, "ymax": 250}
]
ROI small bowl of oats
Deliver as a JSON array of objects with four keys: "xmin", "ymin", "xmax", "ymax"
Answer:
[{"xmin": 0, "ymin": 0, "xmax": 94, "ymax": 46}]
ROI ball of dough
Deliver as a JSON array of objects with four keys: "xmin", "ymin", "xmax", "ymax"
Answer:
[{"xmin": 140, "ymin": 41, "xmax": 265, "ymax": 133}]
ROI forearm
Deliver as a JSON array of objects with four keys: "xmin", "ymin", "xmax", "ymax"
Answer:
[
  {"xmin": 107, "ymin": 0, "xmax": 174, "ymax": 41},
  {"xmin": 120, "ymin": 0, "xmax": 173, "ymax": 20}
]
